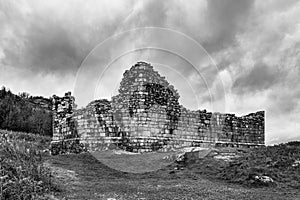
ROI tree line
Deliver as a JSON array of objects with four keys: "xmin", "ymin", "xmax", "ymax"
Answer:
[{"xmin": 0, "ymin": 87, "xmax": 52, "ymax": 136}]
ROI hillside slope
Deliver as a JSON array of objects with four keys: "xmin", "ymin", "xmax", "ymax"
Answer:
[
  {"xmin": 0, "ymin": 87, "xmax": 52, "ymax": 136},
  {"xmin": 181, "ymin": 143, "xmax": 300, "ymax": 190}
]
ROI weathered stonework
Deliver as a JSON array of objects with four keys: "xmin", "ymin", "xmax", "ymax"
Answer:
[{"xmin": 50, "ymin": 62, "xmax": 265, "ymax": 154}]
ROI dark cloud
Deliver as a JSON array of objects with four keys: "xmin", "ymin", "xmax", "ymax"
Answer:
[
  {"xmin": 232, "ymin": 62, "xmax": 283, "ymax": 95},
  {"xmin": 203, "ymin": 0, "xmax": 254, "ymax": 52},
  {"xmin": 0, "ymin": 0, "xmax": 255, "ymax": 76},
  {"xmin": 24, "ymin": 22, "xmax": 82, "ymax": 74},
  {"xmin": 1, "ymin": 0, "xmax": 132, "ymax": 75}
]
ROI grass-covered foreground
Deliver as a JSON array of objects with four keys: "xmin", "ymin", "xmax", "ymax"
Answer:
[
  {"xmin": 46, "ymin": 151, "xmax": 299, "ymax": 200},
  {"xmin": 1, "ymin": 129, "xmax": 300, "ymax": 199}
]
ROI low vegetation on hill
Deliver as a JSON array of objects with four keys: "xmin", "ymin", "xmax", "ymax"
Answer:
[
  {"xmin": 0, "ymin": 130, "xmax": 57, "ymax": 200},
  {"xmin": 0, "ymin": 87, "xmax": 52, "ymax": 136},
  {"xmin": 181, "ymin": 143, "xmax": 300, "ymax": 190}
]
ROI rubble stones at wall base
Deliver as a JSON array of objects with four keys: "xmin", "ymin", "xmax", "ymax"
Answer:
[{"xmin": 50, "ymin": 139, "xmax": 86, "ymax": 155}]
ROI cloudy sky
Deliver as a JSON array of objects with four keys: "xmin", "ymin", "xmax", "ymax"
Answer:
[{"xmin": 1, "ymin": 0, "xmax": 300, "ymax": 144}]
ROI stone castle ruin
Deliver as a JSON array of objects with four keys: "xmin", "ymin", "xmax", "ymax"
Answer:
[{"xmin": 50, "ymin": 62, "xmax": 265, "ymax": 154}]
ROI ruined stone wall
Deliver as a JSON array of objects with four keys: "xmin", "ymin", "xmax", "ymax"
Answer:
[
  {"xmin": 50, "ymin": 92, "xmax": 264, "ymax": 154},
  {"xmin": 50, "ymin": 62, "xmax": 265, "ymax": 154},
  {"xmin": 173, "ymin": 109, "xmax": 264, "ymax": 147},
  {"xmin": 72, "ymin": 100, "xmax": 123, "ymax": 151},
  {"xmin": 52, "ymin": 92, "xmax": 76, "ymax": 141},
  {"xmin": 51, "ymin": 92, "xmax": 86, "ymax": 154}
]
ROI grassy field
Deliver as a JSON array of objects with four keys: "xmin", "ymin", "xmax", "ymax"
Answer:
[
  {"xmin": 47, "ymin": 152, "xmax": 299, "ymax": 200},
  {"xmin": 1, "ymin": 129, "xmax": 300, "ymax": 199}
]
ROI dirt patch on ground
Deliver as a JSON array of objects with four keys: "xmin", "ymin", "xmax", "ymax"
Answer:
[{"xmin": 90, "ymin": 150, "xmax": 177, "ymax": 173}]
